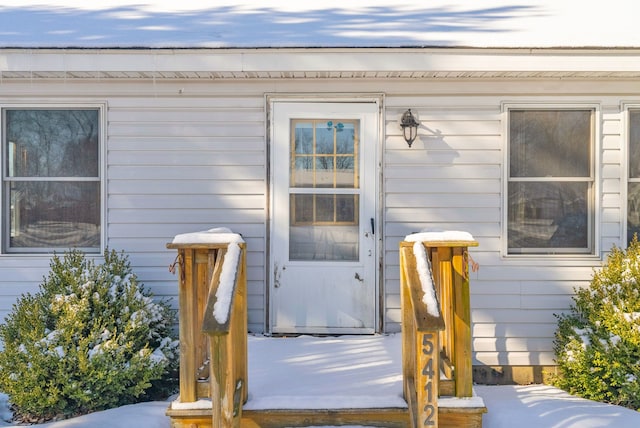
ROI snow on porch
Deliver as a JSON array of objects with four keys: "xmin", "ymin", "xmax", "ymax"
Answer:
[{"xmin": 243, "ymin": 333, "xmax": 483, "ymax": 411}]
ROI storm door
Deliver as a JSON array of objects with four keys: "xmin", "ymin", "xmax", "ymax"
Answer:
[{"xmin": 270, "ymin": 101, "xmax": 379, "ymax": 334}]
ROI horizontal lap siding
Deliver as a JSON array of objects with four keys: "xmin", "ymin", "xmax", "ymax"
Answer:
[
  {"xmin": 0, "ymin": 74, "xmax": 633, "ymax": 368},
  {"xmin": 107, "ymin": 98, "xmax": 267, "ymax": 333},
  {"xmin": 384, "ymin": 93, "xmax": 623, "ymax": 367}
]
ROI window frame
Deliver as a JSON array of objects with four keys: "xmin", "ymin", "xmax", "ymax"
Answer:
[
  {"xmin": 1, "ymin": 103, "xmax": 106, "ymax": 254},
  {"xmin": 502, "ymin": 103, "xmax": 600, "ymax": 258},
  {"xmin": 625, "ymin": 105, "xmax": 640, "ymax": 246}
]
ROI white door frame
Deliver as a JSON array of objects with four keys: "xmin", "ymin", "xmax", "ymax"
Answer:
[{"xmin": 267, "ymin": 96, "xmax": 383, "ymax": 334}]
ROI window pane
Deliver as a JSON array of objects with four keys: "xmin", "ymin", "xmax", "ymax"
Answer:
[
  {"xmin": 294, "ymin": 122, "xmax": 313, "ymax": 154},
  {"xmin": 290, "ymin": 119, "xmax": 358, "ymax": 189},
  {"xmin": 510, "ymin": 110, "xmax": 591, "ymax": 178},
  {"xmin": 315, "ymin": 157, "xmax": 334, "ymax": 188},
  {"xmin": 629, "ymin": 183, "xmax": 640, "ymax": 243},
  {"xmin": 336, "ymin": 156, "xmax": 355, "ymax": 188},
  {"xmin": 630, "ymin": 110, "xmax": 640, "ymax": 178},
  {"xmin": 6, "ymin": 110, "xmax": 99, "ymax": 178},
  {"xmin": 292, "ymin": 156, "xmax": 314, "ymax": 187},
  {"xmin": 336, "ymin": 122, "xmax": 355, "ymax": 154},
  {"xmin": 508, "ymin": 182, "xmax": 589, "ymax": 251},
  {"xmin": 315, "ymin": 195, "xmax": 334, "ymax": 222},
  {"xmin": 291, "ymin": 194, "xmax": 313, "ymax": 224},
  {"xmin": 289, "ymin": 224, "xmax": 359, "ymax": 261},
  {"xmin": 315, "ymin": 122, "xmax": 334, "ymax": 154},
  {"xmin": 336, "ymin": 194, "xmax": 357, "ymax": 223},
  {"xmin": 9, "ymin": 181, "xmax": 100, "ymax": 248}
]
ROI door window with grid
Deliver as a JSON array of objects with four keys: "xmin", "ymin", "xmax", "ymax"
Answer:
[{"xmin": 289, "ymin": 119, "xmax": 360, "ymax": 261}]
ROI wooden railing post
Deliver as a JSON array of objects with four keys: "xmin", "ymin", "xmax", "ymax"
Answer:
[
  {"xmin": 403, "ymin": 230, "xmax": 479, "ymax": 417},
  {"xmin": 419, "ymin": 233, "xmax": 477, "ymax": 399},
  {"xmin": 167, "ymin": 229, "xmax": 247, "ymax": 428},
  {"xmin": 175, "ymin": 247, "xmax": 204, "ymax": 403},
  {"xmin": 452, "ymin": 246, "xmax": 473, "ymax": 398},
  {"xmin": 400, "ymin": 242, "xmax": 445, "ymax": 427}
]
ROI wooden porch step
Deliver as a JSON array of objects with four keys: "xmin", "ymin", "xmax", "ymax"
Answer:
[{"xmin": 167, "ymin": 403, "xmax": 486, "ymax": 428}]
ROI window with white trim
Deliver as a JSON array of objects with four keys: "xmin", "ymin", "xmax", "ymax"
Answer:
[
  {"xmin": 507, "ymin": 109, "xmax": 594, "ymax": 254},
  {"xmin": 629, "ymin": 109, "xmax": 640, "ymax": 244},
  {"xmin": 3, "ymin": 108, "xmax": 101, "ymax": 253}
]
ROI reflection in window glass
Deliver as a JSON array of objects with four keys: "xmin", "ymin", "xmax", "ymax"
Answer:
[
  {"xmin": 290, "ymin": 194, "xmax": 359, "ymax": 226},
  {"xmin": 315, "ymin": 122, "xmax": 334, "ymax": 154},
  {"xmin": 290, "ymin": 119, "xmax": 358, "ymax": 189},
  {"xmin": 289, "ymin": 119, "xmax": 360, "ymax": 261},
  {"xmin": 336, "ymin": 123, "xmax": 355, "ymax": 154},
  {"xmin": 289, "ymin": 192, "xmax": 360, "ymax": 261},
  {"xmin": 510, "ymin": 110, "xmax": 591, "ymax": 178},
  {"xmin": 629, "ymin": 183, "xmax": 640, "ymax": 243},
  {"xmin": 4, "ymin": 108, "xmax": 100, "ymax": 251},
  {"xmin": 6, "ymin": 110, "xmax": 99, "ymax": 177},
  {"xmin": 336, "ymin": 195, "xmax": 356, "ymax": 223},
  {"xmin": 294, "ymin": 122, "xmax": 313, "ymax": 154},
  {"xmin": 507, "ymin": 109, "xmax": 593, "ymax": 254},
  {"xmin": 508, "ymin": 182, "xmax": 588, "ymax": 250},
  {"xmin": 315, "ymin": 157, "xmax": 334, "ymax": 188},
  {"xmin": 315, "ymin": 195, "xmax": 335, "ymax": 222}
]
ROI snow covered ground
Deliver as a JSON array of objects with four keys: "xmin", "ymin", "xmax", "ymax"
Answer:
[{"xmin": 1, "ymin": 334, "xmax": 639, "ymax": 427}]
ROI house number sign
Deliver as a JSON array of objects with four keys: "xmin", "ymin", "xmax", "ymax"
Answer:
[{"xmin": 420, "ymin": 332, "xmax": 437, "ymax": 426}]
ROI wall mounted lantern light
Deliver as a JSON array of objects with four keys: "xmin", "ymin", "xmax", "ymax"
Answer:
[{"xmin": 400, "ymin": 109, "xmax": 420, "ymax": 147}]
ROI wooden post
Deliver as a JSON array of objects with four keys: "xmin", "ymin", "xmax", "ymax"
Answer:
[
  {"xmin": 178, "ymin": 248, "xmax": 198, "ymax": 403},
  {"xmin": 452, "ymin": 247, "xmax": 473, "ymax": 398},
  {"xmin": 167, "ymin": 238, "xmax": 248, "ymax": 428},
  {"xmin": 400, "ymin": 245, "xmax": 415, "ymax": 404},
  {"xmin": 436, "ymin": 247, "xmax": 455, "ymax": 382},
  {"xmin": 399, "ymin": 242, "xmax": 445, "ymax": 428},
  {"xmin": 423, "ymin": 240, "xmax": 477, "ymax": 399},
  {"xmin": 210, "ymin": 334, "xmax": 236, "ymax": 428},
  {"xmin": 236, "ymin": 246, "xmax": 248, "ymax": 404}
]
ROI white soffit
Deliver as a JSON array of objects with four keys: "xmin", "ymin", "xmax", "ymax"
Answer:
[{"xmin": 2, "ymin": 49, "xmax": 640, "ymax": 80}]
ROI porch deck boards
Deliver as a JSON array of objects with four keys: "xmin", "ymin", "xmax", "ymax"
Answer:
[
  {"xmin": 168, "ymin": 334, "xmax": 486, "ymax": 427},
  {"xmin": 245, "ymin": 334, "xmax": 406, "ymax": 411}
]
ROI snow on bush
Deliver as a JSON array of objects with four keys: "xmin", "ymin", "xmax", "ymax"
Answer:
[
  {"xmin": 553, "ymin": 236, "xmax": 640, "ymax": 410},
  {"xmin": 0, "ymin": 249, "xmax": 179, "ymax": 423}
]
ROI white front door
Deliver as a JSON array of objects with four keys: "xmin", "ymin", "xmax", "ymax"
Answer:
[{"xmin": 270, "ymin": 101, "xmax": 379, "ymax": 334}]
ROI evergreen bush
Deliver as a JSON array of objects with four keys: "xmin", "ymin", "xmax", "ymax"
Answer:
[
  {"xmin": 553, "ymin": 236, "xmax": 640, "ymax": 410},
  {"xmin": 0, "ymin": 249, "xmax": 179, "ymax": 422}
]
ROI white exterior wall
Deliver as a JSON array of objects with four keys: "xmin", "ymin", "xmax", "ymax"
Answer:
[
  {"xmin": 383, "ymin": 85, "xmax": 632, "ymax": 367},
  {"xmin": 0, "ymin": 71, "xmax": 636, "ymax": 366}
]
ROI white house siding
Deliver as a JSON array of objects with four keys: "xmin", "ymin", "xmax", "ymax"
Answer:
[
  {"xmin": 106, "ymin": 95, "xmax": 268, "ymax": 333},
  {"xmin": 383, "ymin": 83, "xmax": 634, "ymax": 367},
  {"xmin": 0, "ymin": 61, "xmax": 637, "ymax": 367},
  {"xmin": 0, "ymin": 80, "xmax": 270, "ymax": 332}
]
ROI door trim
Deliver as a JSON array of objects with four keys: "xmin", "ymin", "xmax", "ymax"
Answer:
[{"xmin": 266, "ymin": 95, "xmax": 383, "ymax": 334}]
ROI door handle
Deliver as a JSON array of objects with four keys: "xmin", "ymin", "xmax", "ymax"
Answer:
[{"xmin": 370, "ymin": 218, "xmax": 375, "ymax": 235}]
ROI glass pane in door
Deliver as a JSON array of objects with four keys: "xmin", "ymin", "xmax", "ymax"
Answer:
[{"xmin": 289, "ymin": 119, "xmax": 359, "ymax": 261}]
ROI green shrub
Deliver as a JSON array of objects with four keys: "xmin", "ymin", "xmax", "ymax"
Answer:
[
  {"xmin": 552, "ymin": 236, "xmax": 640, "ymax": 410},
  {"xmin": 0, "ymin": 249, "xmax": 179, "ymax": 422}
]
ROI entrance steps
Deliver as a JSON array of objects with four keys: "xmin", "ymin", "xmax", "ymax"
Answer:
[{"xmin": 167, "ymin": 334, "xmax": 486, "ymax": 427}]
